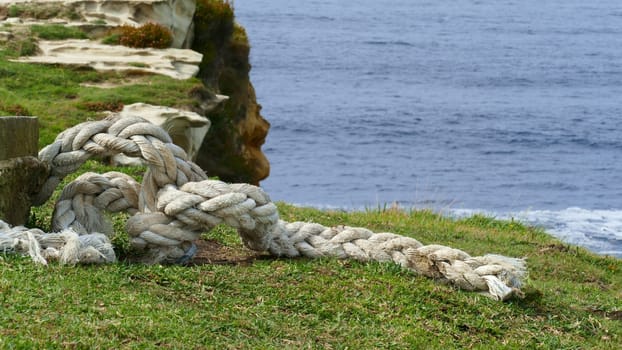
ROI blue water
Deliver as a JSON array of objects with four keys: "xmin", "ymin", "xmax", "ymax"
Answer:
[{"xmin": 234, "ymin": 0, "xmax": 622, "ymax": 257}]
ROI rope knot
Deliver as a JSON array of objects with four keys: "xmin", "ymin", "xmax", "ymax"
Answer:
[{"xmin": 2, "ymin": 117, "xmax": 530, "ymax": 300}]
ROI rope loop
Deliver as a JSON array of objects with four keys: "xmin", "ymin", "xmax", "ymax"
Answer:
[{"xmin": 0, "ymin": 116, "xmax": 527, "ymax": 300}]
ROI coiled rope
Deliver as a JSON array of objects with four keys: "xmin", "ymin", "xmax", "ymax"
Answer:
[{"xmin": 0, "ymin": 115, "xmax": 526, "ymax": 300}]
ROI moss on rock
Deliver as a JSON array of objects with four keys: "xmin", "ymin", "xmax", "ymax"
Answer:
[{"xmin": 192, "ymin": 2, "xmax": 270, "ymax": 184}]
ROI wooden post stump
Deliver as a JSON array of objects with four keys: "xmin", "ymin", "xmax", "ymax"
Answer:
[{"xmin": 0, "ymin": 116, "xmax": 48, "ymax": 225}]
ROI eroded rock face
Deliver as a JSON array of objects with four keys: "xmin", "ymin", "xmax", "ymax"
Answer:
[
  {"xmin": 192, "ymin": 21, "xmax": 271, "ymax": 185},
  {"xmin": 238, "ymin": 83, "xmax": 270, "ymax": 182},
  {"xmin": 0, "ymin": 117, "xmax": 48, "ymax": 225},
  {"xmin": 14, "ymin": 39, "xmax": 202, "ymax": 80},
  {"xmin": 1, "ymin": 0, "xmax": 196, "ymax": 48},
  {"xmin": 196, "ymin": 81, "xmax": 270, "ymax": 185}
]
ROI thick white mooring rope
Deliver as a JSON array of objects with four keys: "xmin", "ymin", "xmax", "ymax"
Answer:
[{"xmin": 0, "ymin": 115, "xmax": 526, "ymax": 300}]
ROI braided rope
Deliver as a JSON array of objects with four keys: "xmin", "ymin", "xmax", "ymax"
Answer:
[{"xmin": 0, "ymin": 115, "xmax": 527, "ymax": 300}]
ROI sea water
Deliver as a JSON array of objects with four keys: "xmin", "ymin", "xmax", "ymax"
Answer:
[{"xmin": 234, "ymin": 0, "xmax": 622, "ymax": 257}]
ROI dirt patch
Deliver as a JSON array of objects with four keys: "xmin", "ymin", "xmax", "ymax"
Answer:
[
  {"xmin": 589, "ymin": 308, "xmax": 622, "ymax": 321},
  {"xmin": 538, "ymin": 243, "xmax": 571, "ymax": 254},
  {"xmin": 189, "ymin": 239, "xmax": 265, "ymax": 266}
]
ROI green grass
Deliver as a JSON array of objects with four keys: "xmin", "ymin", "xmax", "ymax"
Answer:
[
  {"xmin": 3, "ymin": 36, "xmax": 37, "ymax": 57},
  {"xmin": 7, "ymin": 5, "xmax": 25, "ymax": 18},
  {"xmin": 127, "ymin": 62, "xmax": 150, "ymax": 68},
  {"xmin": 3, "ymin": 181, "xmax": 622, "ymax": 348},
  {"xmin": 0, "ymin": 51, "xmax": 208, "ymax": 147},
  {"xmin": 31, "ymin": 24, "xmax": 88, "ymax": 40},
  {"xmin": 10, "ymin": 162, "xmax": 622, "ymax": 349}
]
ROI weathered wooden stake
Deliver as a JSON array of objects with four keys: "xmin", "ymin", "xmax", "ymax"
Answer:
[{"xmin": 0, "ymin": 116, "xmax": 48, "ymax": 225}]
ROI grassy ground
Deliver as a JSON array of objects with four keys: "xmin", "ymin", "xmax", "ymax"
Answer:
[
  {"xmin": 2, "ymin": 161, "xmax": 621, "ymax": 349},
  {"xmin": 1, "ymin": 11, "xmax": 621, "ymax": 350},
  {"xmin": 0, "ymin": 50, "xmax": 206, "ymax": 148}
]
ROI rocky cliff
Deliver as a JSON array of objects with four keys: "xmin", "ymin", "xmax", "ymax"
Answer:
[
  {"xmin": 0, "ymin": 0, "xmax": 270, "ymax": 185},
  {"xmin": 190, "ymin": 1, "xmax": 270, "ymax": 183}
]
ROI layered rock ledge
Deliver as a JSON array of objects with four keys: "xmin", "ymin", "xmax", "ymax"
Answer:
[{"xmin": 14, "ymin": 39, "xmax": 202, "ymax": 79}]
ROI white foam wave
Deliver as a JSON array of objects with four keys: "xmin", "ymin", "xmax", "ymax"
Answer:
[{"xmin": 452, "ymin": 207, "xmax": 622, "ymax": 258}]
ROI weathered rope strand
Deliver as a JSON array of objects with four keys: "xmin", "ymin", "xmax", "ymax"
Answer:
[{"xmin": 0, "ymin": 116, "xmax": 527, "ymax": 300}]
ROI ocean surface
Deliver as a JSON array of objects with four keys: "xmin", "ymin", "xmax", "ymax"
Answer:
[{"xmin": 234, "ymin": 0, "xmax": 622, "ymax": 258}]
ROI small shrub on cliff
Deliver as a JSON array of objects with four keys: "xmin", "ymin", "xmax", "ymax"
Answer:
[
  {"xmin": 105, "ymin": 22, "xmax": 173, "ymax": 49},
  {"xmin": 194, "ymin": 0, "xmax": 234, "ymax": 27}
]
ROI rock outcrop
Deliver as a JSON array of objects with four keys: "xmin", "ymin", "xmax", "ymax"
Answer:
[
  {"xmin": 192, "ymin": 12, "xmax": 271, "ymax": 184},
  {"xmin": 196, "ymin": 78, "xmax": 270, "ymax": 184}
]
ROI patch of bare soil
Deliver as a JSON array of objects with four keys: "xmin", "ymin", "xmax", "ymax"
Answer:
[
  {"xmin": 538, "ymin": 243, "xmax": 572, "ymax": 254},
  {"xmin": 189, "ymin": 239, "xmax": 266, "ymax": 266},
  {"xmin": 588, "ymin": 308, "xmax": 622, "ymax": 321}
]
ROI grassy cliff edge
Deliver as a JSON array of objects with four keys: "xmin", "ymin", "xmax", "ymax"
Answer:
[{"xmin": 0, "ymin": 160, "xmax": 619, "ymax": 348}]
